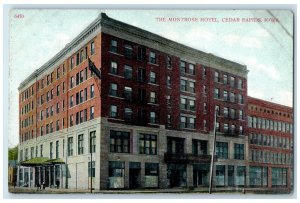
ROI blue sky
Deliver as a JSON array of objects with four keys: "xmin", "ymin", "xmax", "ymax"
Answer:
[{"xmin": 9, "ymin": 9, "xmax": 293, "ymax": 147}]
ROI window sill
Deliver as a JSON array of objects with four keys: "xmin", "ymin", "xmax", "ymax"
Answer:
[
  {"xmin": 108, "ymin": 51, "xmax": 124, "ymax": 57},
  {"xmin": 148, "ymin": 82, "xmax": 159, "ymax": 86},
  {"xmin": 108, "ymin": 73, "xmax": 125, "ymax": 79},
  {"xmin": 108, "ymin": 95, "xmax": 125, "ymax": 100},
  {"xmin": 148, "ymin": 62, "xmax": 159, "ymax": 66}
]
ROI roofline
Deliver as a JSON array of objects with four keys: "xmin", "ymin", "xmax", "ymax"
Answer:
[
  {"xmin": 19, "ymin": 12, "xmax": 248, "ymax": 90},
  {"xmin": 247, "ymin": 96, "xmax": 293, "ymax": 111}
]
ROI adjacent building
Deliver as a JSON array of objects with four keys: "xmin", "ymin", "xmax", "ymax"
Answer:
[
  {"xmin": 18, "ymin": 12, "xmax": 291, "ymax": 192},
  {"xmin": 247, "ymin": 97, "xmax": 293, "ymax": 191}
]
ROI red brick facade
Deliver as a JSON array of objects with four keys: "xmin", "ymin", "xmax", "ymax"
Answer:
[{"xmin": 247, "ymin": 96, "xmax": 293, "ymax": 189}]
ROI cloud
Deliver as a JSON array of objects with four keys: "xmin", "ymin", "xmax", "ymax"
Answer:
[
  {"xmin": 185, "ymin": 28, "xmax": 215, "ymax": 42},
  {"xmin": 245, "ymin": 58, "xmax": 280, "ymax": 80},
  {"xmin": 222, "ymin": 34, "xmax": 263, "ymax": 49},
  {"xmin": 276, "ymin": 90, "xmax": 293, "ymax": 107},
  {"xmin": 252, "ymin": 29, "xmax": 270, "ymax": 38}
]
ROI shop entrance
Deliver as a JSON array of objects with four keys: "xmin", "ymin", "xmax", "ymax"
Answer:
[{"xmin": 129, "ymin": 162, "xmax": 141, "ymax": 189}]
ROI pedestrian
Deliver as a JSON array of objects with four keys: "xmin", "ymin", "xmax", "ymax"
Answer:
[{"xmin": 36, "ymin": 182, "xmax": 40, "ymax": 191}]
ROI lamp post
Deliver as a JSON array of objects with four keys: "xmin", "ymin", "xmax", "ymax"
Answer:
[{"xmin": 209, "ymin": 106, "xmax": 218, "ymax": 194}]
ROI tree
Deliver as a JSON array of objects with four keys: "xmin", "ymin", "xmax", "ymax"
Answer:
[{"xmin": 8, "ymin": 146, "xmax": 18, "ymax": 161}]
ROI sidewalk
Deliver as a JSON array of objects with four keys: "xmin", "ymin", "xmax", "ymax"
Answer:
[{"xmin": 8, "ymin": 186, "xmax": 292, "ymax": 195}]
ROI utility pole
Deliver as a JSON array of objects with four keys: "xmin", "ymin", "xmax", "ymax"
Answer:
[
  {"xmin": 90, "ymin": 136, "xmax": 92, "ymax": 193},
  {"xmin": 88, "ymin": 57, "xmax": 101, "ymax": 194},
  {"xmin": 209, "ymin": 106, "xmax": 218, "ymax": 194}
]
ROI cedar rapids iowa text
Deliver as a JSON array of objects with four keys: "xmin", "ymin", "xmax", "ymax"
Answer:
[
  {"xmin": 155, "ymin": 17, "xmax": 280, "ymax": 23},
  {"xmin": 16, "ymin": 13, "xmax": 293, "ymax": 192}
]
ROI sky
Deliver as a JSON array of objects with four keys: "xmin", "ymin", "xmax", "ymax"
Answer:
[{"xmin": 8, "ymin": 9, "xmax": 293, "ymax": 147}]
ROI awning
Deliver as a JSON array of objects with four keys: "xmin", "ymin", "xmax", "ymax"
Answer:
[
  {"xmin": 45, "ymin": 158, "xmax": 65, "ymax": 165},
  {"xmin": 20, "ymin": 157, "xmax": 49, "ymax": 166},
  {"xmin": 20, "ymin": 158, "xmax": 65, "ymax": 166}
]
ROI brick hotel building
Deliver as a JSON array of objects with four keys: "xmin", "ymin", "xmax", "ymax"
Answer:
[
  {"xmin": 247, "ymin": 97, "xmax": 293, "ymax": 191},
  {"xmin": 18, "ymin": 12, "xmax": 250, "ymax": 190}
]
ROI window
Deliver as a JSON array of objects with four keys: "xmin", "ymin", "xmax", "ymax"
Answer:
[
  {"xmin": 216, "ymin": 142, "xmax": 228, "ymax": 159},
  {"xmin": 91, "ymin": 41, "xmax": 95, "ymax": 55},
  {"xmin": 180, "ymin": 61, "xmax": 186, "ymax": 73},
  {"xmin": 234, "ymin": 144, "xmax": 244, "ymax": 160},
  {"xmin": 39, "ymin": 144, "xmax": 43, "ymax": 157},
  {"xmin": 110, "ymin": 105, "xmax": 117, "ymax": 118},
  {"xmin": 110, "ymin": 130, "xmax": 130, "ymax": 153},
  {"xmin": 109, "ymin": 83, "xmax": 118, "ymax": 96},
  {"xmin": 70, "ymin": 114, "xmax": 73, "ymax": 127},
  {"xmin": 238, "ymin": 94, "xmax": 244, "ymax": 104},
  {"xmin": 88, "ymin": 161, "xmax": 95, "ymax": 177},
  {"xmin": 214, "ymin": 88, "xmax": 220, "ymax": 99},
  {"xmin": 224, "ymin": 107, "xmax": 229, "ymax": 118},
  {"xmin": 167, "ymin": 76, "xmax": 171, "ymax": 87},
  {"xmin": 139, "ymin": 134, "xmax": 157, "ymax": 155},
  {"xmin": 78, "ymin": 134, "xmax": 84, "ymax": 155},
  {"xmin": 108, "ymin": 161, "xmax": 125, "ymax": 188},
  {"xmin": 180, "ymin": 79, "xmax": 187, "ymax": 91},
  {"xmin": 230, "ymin": 108, "xmax": 236, "ymax": 119},
  {"xmin": 110, "ymin": 39, "xmax": 118, "ymax": 53},
  {"xmin": 150, "ymin": 71, "xmax": 156, "ymax": 84},
  {"xmin": 56, "ymin": 120, "xmax": 59, "ymax": 131},
  {"xmin": 237, "ymin": 166, "xmax": 246, "ymax": 186},
  {"xmin": 110, "ymin": 61, "xmax": 118, "ymax": 74},
  {"xmin": 40, "ymin": 126, "xmax": 44, "ymax": 136},
  {"xmin": 167, "ymin": 114, "xmax": 172, "ymax": 126},
  {"xmin": 138, "ymin": 68, "xmax": 146, "ymax": 82},
  {"xmin": 150, "ymin": 92, "xmax": 157, "ymax": 104},
  {"xmin": 50, "ymin": 142, "xmax": 53, "ymax": 159},
  {"xmin": 189, "ymin": 99, "xmax": 195, "ymax": 111},
  {"xmin": 124, "ymin": 86, "xmax": 132, "ymax": 101},
  {"xmin": 202, "ymin": 67, "xmax": 206, "ymax": 78},
  {"xmin": 180, "ymin": 116, "xmax": 195, "ymax": 129},
  {"xmin": 30, "ymin": 147, "xmax": 34, "ymax": 159},
  {"xmin": 80, "ymin": 70, "xmax": 84, "ymax": 83},
  {"xmin": 216, "ymin": 165, "xmax": 225, "ymax": 186},
  {"xmin": 70, "ymin": 76, "xmax": 74, "ymax": 88},
  {"xmin": 70, "ymin": 57, "xmax": 74, "ymax": 69},
  {"xmin": 166, "ymin": 95, "xmax": 171, "ymax": 106},
  {"xmin": 189, "ymin": 81, "xmax": 195, "ymax": 93},
  {"xmin": 238, "ymin": 78, "xmax": 243, "ymax": 89},
  {"xmin": 56, "ymin": 85, "xmax": 60, "ymax": 96},
  {"xmin": 223, "ymin": 74, "xmax": 228, "ymax": 84},
  {"xmin": 67, "ymin": 137, "xmax": 73, "ymax": 156},
  {"xmin": 89, "ymin": 131, "xmax": 96, "ymax": 153},
  {"xmin": 70, "ymin": 95, "xmax": 74, "ymax": 107},
  {"xmin": 192, "ymin": 139, "xmax": 208, "ymax": 155},
  {"xmin": 189, "ymin": 64, "xmax": 195, "ymax": 75},
  {"xmin": 56, "ymin": 103, "xmax": 60, "ymax": 114},
  {"xmin": 124, "ymin": 44, "xmax": 133, "ymax": 59},
  {"xmin": 90, "ymin": 85, "xmax": 95, "ymax": 98},
  {"xmin": 230, "ymin": 92, "xmax": 235, "ymax": 103},
  {"xmin": 214, "ymin": 71, "xmax": 220, "ymax": 82},
  {"xmin": 56, "ymin": 67, "xmax": 60, "ymax": 79},
  {"xmin": 149, "ymin": 51, "xmax": 156, "ymax": 64},
  {"xmin": 150, "ymin": 112, "xmax": 156, "ymax": 123},
  {"xmin": 124, "ymin": 108, "xmax": 133, "ymax": 121},
  {"xmin": 90, "ymin": 106, "xmax": 94, "ymax": 120},
  {"xmin": 56, "ymin": 140, "xmax": 59, "ymax": 159},
  {"xmin": 230, "ymin": 76, "xmax": 235, "ymax": 87},
  {"xmin": 40, "ymin": 110, "xmax": 44, "ymax": 120},
  {"xmin": 137, "ymin": 46, "xmax": 146, "ymax": 61},
  {"xmin": 76, "ymin": 53, "xmax": 80, "ymax": 65},
  {"xmin": 124, "ymin": 65, "xmax": 132, "ymax": 79},
  {"xmin": 239, "ymin": 110, "xmax": 243, "ymax": 120},
  {"xmin": 216, "ymin": 122, "xmax": 220, "ymax": 132},
  {"xmin": 167, "ymin": 56, "xmax": 172, "ymax": 67},
  {"xmin": 223, "ymin": 90, "xmax": 228, "ymax": 101}
]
